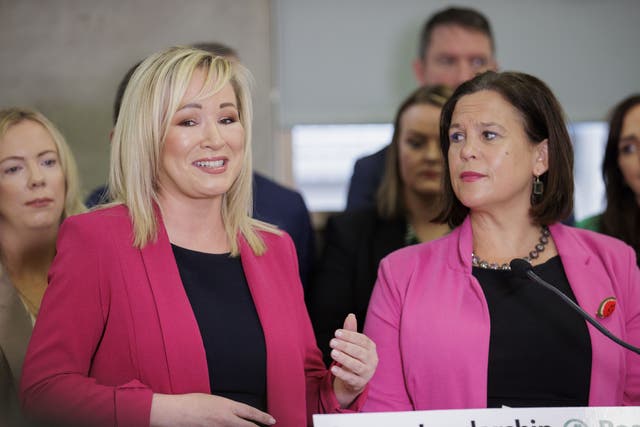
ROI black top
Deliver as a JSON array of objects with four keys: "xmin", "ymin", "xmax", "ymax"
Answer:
[
  {"xmin": 309, "ymin": 208, "xmax": 406, "ymax": 365},
  {"xmin": 86, "ymin": 172, "xmax": 316, "ymax": 290},
  {"xmin": 473, "ymin": 256, "xmax": 592, "ymax": 407},
  {"xmin": 172, "ymin": 244, "xmax": 267, "ymax": 412}
]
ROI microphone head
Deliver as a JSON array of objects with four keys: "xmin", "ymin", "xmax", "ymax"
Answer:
[{"xmin": 510, "ymin": 258, "xmax": 532, "ymax": 278}]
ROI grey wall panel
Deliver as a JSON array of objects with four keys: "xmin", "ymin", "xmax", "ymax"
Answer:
[
  {"xmin": 274, "ymin": 0, "xmax": 640, "ymax": 126},
  {"xmin": 0, "ymin": 0, "xmax": 273, "ymax": 195}
]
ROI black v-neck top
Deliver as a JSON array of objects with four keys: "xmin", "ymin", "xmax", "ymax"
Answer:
[
  {"xmin": 172, "ymin": 244, "xmax": 267, "ymax": 412},
  {"xmin": 473, "ymin": 255, "xmax": 592, "ymax": 407}
]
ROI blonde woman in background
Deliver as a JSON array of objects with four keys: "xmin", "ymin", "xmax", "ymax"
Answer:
[{"xmin": 0, "ymin": 108, "xmax": 84, "ymax": 426}]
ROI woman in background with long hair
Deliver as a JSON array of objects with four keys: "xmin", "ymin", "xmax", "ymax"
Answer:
[
  {"xmin": 0, "ymin": 108, "xmax": 84, "ymax": 426},
  {"xmin": 577, "ymin": 94, "xmax": 640, "ymax": 264}
]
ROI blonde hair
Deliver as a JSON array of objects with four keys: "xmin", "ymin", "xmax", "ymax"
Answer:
[
  {"xmin": 0, "ymin": 107, "xmax": 86, "ymax": 221},
  {"xmin": 108, "ymin": 46, "xmax": 277, "ymax": 255}
]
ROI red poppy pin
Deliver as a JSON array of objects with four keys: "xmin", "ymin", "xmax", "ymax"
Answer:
[{"xmin": 596, "ymin": 297, "xmax": 616, "ymax": 319}]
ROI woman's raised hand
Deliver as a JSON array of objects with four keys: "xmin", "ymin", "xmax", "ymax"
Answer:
[{"xmin": 330, "ymin": 313, "xmax": 378, "ymax": 407}]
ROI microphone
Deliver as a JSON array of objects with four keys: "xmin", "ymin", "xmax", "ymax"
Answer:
[{"xmin": 509, "ymin": 258, "xmax": 640, "ymax": 355}]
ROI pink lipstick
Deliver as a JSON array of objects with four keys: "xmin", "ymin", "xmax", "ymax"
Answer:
[{"xmin": 460, "ymin": 171, "xmax": 486, "ymax": 182}]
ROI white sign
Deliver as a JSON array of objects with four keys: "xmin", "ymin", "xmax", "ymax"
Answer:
[{"xmin": 313, "ymin": 406, "xmax": 640, "ymax": 427}]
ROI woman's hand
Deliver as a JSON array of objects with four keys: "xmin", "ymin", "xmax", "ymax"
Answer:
[
  {"xmin": 330, "ymin": 313, "xmax": 378, "ymax": 408},
  {"xmin": 150, "ymin": 393, "xmax": 276, "ymax": 427}
]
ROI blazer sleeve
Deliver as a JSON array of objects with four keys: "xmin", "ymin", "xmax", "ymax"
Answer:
[
  {"xmin": 277, "ymin": 233, "xmax": 367, "ymax": 425},
  {"xmin": 20, "ymin": 217, "xmax": 153, "ymax": 427},
  {"xmin": 623, "ymin": 247, "xmax": 640, "ymax": 405},
  {"xmin": 362, "ymin": 256, "xmax": 413, "ymax": 412}
]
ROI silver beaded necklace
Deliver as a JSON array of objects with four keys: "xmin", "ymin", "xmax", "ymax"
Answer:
[{"xmin": 471, "ymin": 226, "xmax": 550, "ymax": 271}]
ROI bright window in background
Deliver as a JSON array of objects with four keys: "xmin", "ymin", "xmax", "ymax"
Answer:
[
  {"xmin": 293, "ymin": 122, "xmax": 609, "ymax": 218},
  {"xmin": 292, "ymin": 124, "xmax": 393, "ymax": 211},
  {"xmin": 570, "ymin": 121, "xmax": 608, "ymax": 221}
]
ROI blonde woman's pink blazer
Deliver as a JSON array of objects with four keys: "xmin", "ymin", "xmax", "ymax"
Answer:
[{"xmin": 21, "ymin": 205, "xmax": 364, "ymax": 427}]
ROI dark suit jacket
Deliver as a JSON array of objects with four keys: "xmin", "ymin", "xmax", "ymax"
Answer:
[
  {"xmin": 345, "ymin": 146, "xmax": 388, "ymax": 211},
  {"xmin": 309, "ymin": 208, "xmax": 406, "ymax": 365},
  {"xmin": 85, "ymin": 173, "xmax": 315, "ymax": 288},
  {"xmin": 252, "ymin": 173, "xmax": 315, "ymax": 288}
]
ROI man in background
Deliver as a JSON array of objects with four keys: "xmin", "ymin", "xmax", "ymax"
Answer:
[{"xmin": 346, "ymin": 6, "xmax": 497, "ymax": 211}]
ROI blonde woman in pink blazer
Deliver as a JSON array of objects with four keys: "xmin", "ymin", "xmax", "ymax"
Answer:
[
  {"xmin": 21, "ymin": 47, "xmax": 377, "ymax": 427},
  {"xmin": 363, "ymin": 71, "xmax": 640, "ymax": 411}
]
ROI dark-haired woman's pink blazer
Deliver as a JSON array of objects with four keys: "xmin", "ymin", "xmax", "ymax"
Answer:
[
  {"xmin": 21, "ymin": 205, "xmax": 364, "ymax": 427},
  {"xmin": 363, "ymin": 216, "xmax": 640, "ymax": 411}
]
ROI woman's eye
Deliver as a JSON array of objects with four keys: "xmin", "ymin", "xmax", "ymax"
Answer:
[
  {"xmin": 483, "ymin": 131, "xmax": 497, "ymax": 140},
  {"xmin": 179, "ymin": 119, "xmax": 198, "ymax": 127},
  {"xmin": 42, "ymin": 158, "xmax": 58, "ymax": 167},
  {"xmin": 620, "ymin": 143, "xmax": 637, "ymax": 155},
  {"xmin": 449, "ymin": 132, "xmax": 464, "ymax": 143},
  {"xmin": 219, "ymin": 117, "xmax": 237, "ymax": 125},
  {"xmin": 406, "ymin": 138, "xmax": 423, "ymax": 148},
  {"xmin": 3, "ymin": 165, "xmax": 21, "ymax": 175}
]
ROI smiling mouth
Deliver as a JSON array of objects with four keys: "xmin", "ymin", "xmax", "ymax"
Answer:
[{"xmin": 194, "ymin": 160, "xmax": 225, "ymax": 168}]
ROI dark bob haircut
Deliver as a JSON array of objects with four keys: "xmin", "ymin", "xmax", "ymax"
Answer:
[{"xmin": 436, "ymin": 71, "xmax": 574, "ymax": 228}]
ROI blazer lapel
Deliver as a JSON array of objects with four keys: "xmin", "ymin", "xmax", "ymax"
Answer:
[
  {"xmin": 139, "ymin": 216, "xmax": 209, "ymax": 394},
  {"xmin": 550, "ymin": 224, "xmax": 622, "ymax": 402},
  {"xmin": 551, "ymin": 224, "xmax": 614, "ymax": 324},
  {"xmin": 239, "ymin": 235, "xmax": 300, "ymax": 424}
]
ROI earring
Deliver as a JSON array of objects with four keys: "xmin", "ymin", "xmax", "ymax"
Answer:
[{"xmin": 533, "ymin": 175, "xmax": 544, "ymax": 196}]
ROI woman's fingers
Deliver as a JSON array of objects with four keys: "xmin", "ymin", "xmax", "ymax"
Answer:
[
  {"xmin": 331, "ymin": 363, "xmax": 368, "ymax": 389},
  {"xmin": 331, "ymin": 348, "xmax": 367, "ymax": 376},
  {"xmin": 329, "ymin": 315, "xmax": 378, "ymax": 407},
  {"xmin": 331, "ymin": 326, "xmax": 376, "ymax": 361},
  {"xmin": 329, "ymin": 328, "xmax": 378, "ymax": 390},
  {"xmin": 232, "ymin": 401, "xmax": 276, "ymax": 426},
  {"xmin": 153, "ymin": 393, "xmax": 277, "ymax": 427},
  {"xmin": 335, "ymin": 326, "xmax": 374, "ymax": 348},
  {"xmin": 342, "ymin": 312, "xmax": 357, "ymax": 331},
  {"xmin": 330, "ymin": 313, "xmax": 379, "ymax": 406}
]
